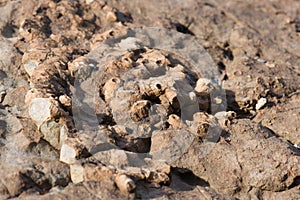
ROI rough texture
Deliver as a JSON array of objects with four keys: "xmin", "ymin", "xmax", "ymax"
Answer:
[{"xmin": 0, "ymin": 0, "xmax": 299, "ymax": 199}]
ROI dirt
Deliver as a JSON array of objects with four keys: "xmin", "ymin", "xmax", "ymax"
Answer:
[{"xmin": 0, "ymin": 0, "xmax": 299, "ymax": 199}]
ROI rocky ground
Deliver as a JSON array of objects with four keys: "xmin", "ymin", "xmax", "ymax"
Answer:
[{"xmin": 0, "ymin": 0, "xmax": 300, "ymax": 199}]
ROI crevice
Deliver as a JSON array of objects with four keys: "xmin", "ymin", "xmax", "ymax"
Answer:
[
  {"xmin": 171, "ymin": 167, "xmax": 210, "ymax": 189},
  {"xmin": 288, "ymin": 176, "xmax": 300, "ymax": 189}
]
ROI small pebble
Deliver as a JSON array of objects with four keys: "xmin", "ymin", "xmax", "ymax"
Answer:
[
  {"xmin": 257, "ymin": 58, "xmax": 267, "ymax": 63},
  {"xmin": 115, "ymin": 174, "xmax": 136, "ymax": 193},
  {"xmin": 214, "ymin": 97, "xmax": 223, "ymax": 105},
  {"xmin": 23, "ymin": 60, "xmax": 39, "ymax": 76},
  {"xmin": 189, "ymin": 92, "xmax": 196, "ymax": 101},
  {"xmin": 255, "ymin": 98, "xmax": 267, "ymax": 110},
  {"xmin": 59, "ymin": 95, "xmax": 72, "ymax": 107},
  {"xmin": 266, "ymin": 62, "xmax": 275, "ymax": 68},
  {"xmin": 106, "ymin": 11, "xmax": 117, "ymax": 22},
  {"xmin": 88, "ymin": 63, "xmax": 95, "ymax": 68}
]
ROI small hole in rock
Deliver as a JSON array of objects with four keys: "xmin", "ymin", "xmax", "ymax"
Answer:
[{"xmin": 57, "ymin": 13, "xmax": 63, "ymax": 19}]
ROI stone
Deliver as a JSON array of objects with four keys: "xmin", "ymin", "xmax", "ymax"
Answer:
[
  {"xmin": 23, "ymin": 59, "xmax": 39, "ymax": 77},
  {"xmin": 0, "ymin": 181, "xmax": 9, "ymax": 200},
  {"xmin": 60, "ymin": 138, "xmax": 87, "ymax": 164},
  {"xmin": 254, "ymin": 93, "xmax": 300, "ymax": 146},
  {"xmin": 103, "ymin": 77, "xmax": 121, "ymax": 101},
  {"xmin": 167, "ymin": 114, "xmax": 181, "ymax": 129},
  {"xmin": 92, "ymin": 149, "xmax": 129, "ymax": 168},
  {"xmin": 194, "ymin": 78, "xmax": 215, "ymax": 94},
  {"xmin": 115, "ymin": 174, "xmax": 136, "ymax": 193},
  {"xmin": 164, "ymin": 88, "xmax": 180, "ymax": 110},
  {"xmin": 255, "ymin": 97, "xmax": 267, "ymax": 110},
  {"xmin": 119, "ymin": 37, "xmax": 142, "ymax": 51},
  {"xmin": 59, "ymin": 95, "xmax": 71, "ymax": 107},
  {"xmin": 106, "ymin": 11, "xmax": 117, "ymax": 22},
  {"xmin": 150, "ymin": 128, "xmax": 195, "ymax": 163},
  {"xmin": 39, "ymin": 120, "xmax": 67, "ymax": 150},
  {"xmin": 70, "ymin": 160, "xmax": 117, "ymax": 184},
  {"xmin": 0, "ymin": 39, "xmax": 19, "ymax": 76},
  {"xmin": 28, "ymin": 98, "xmax": 61, "ymax": 126},
  {"xmin": 130, "ymin": 100, "xmax": 151, "ymax": 121},
  {"xmin": 84, "ymin": 163, "xmax": 115, "ymax": 182},
  {"xmin": 214, "ymin": 111, "xmax": 236, "ymax": 128},
  {"xmin": 1, "ymin": 171, "xmax": 25, "ymax": 197},
  {"xmin": 2, "ymin": 86, "xmax": 28, "ymax": 110},
  {"xmin": 0, "ymin": 110, "xmax": 23, "ymax": 136},
  {"xmin": 70, "ymin": 163, "xmax": 84, "ymax": 184},
  {"xmin": 76, "ymin": 129, "xmax": 114, "ymax": 154},
  {"xmin": 188, "ymin": 112, "xmax": 219, "ymax": 140},
  {"xmin": 229, "ymin": 120, "xmax": 300, "ymax": 192}
]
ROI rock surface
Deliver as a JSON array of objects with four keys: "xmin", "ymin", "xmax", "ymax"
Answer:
[{"xmin": 0, "ymin": 0, "xmax": 299, "ymax": 199}]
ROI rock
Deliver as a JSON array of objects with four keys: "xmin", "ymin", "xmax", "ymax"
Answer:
[
  {"xmin": 0, "ymin": 0, "xmax": 299, "ymax": 198},
  {"xmin": 0, "ymin": 39, "xmax": 20, "ymax": 76},
  {"xmin": 92, "ymin": 149, "xmax": 129, "ymax": 168},
  {"xmin": 60, "ymin": 138, "xmax": 89, "ymax": 164},
  {"xmin": 262, "ymin": 188, "xmax": 300, "ymax": 200},
  {"xmin": 23, "ymin": 60, "xmax": 39, "ymax": 77},
  {"xmin": 194, "ymin": 78, "xmax": 215, "ymax": 95},
  {"xmin": 102, "ymin": 77, "xmax": 121, "ymax": 101},
  {"xmin": 255, "ymin": 97, "xmax": 267, "ymax": 110},
  {"xmin": 167, "ymin": 114, "xmax": 181, "ymax": 129},
  {"xmin": 28, "ymin": 160, "xmax": 70, "ymax": 188},
  {"xmin": 76, "ymin": 128, "xmax": 115, "ymax": 154},
  {"xmin": 39, "ymin": 120, "xmax": 67, "ymax": 150},
  {"xmin": 130, "ymin": 100, "xmax": 151, "ymax": 121},
  {"xmin": 115, "ymin": 174, "xmax": 136, "ymax": 193},
  {"xmin": 85, "ymin": 0, "xmax": 94, "ymax": 4},
  {"xmin": 236, "ymin": 138, "xmax": 299, "ymax": 191},
  {"xmin": 1, "ymin": 170, "xmax": 25, "ymax": 197},
  {"xmin": 28, "ymin": 98, "xmax": 61, "ymax": 126},
  {"xmin": 70, "ymin": 161, "xmax": 114, "ymax": 184},
  {"xmin": 254, "ymin": 93, "xmax": 300, "ymax": 146},
  {"xmin": 70, "ymin": 163, "xmax": 84, "ymax": 184},
  {"xmin": 188, "ymin": 112, "xmax": 220, "ymax": 141},
  {"xmin": 60, "ymin": 142, "xmax": 77, "ymax": 164},
  {"xmin": 106, "ymin": 11, "xmax": 117, "ymax": 22},
  {"xmin": 0, "ymin": 109, "xmax": 23, "ymax": 136},
  {"xmin": 230, "ymin": 120, "xmax": 300, "ymax": 192},
  {"xmin": 164, "ymin": 88, "xmax": 178, "ymax": 105},
  {"xmin": 114, "ymin": 134, "xmax": 151, "ymax": 153},
  {"xmin": 58, "ymin": 95, "xmax": 71, "ymax": 107},
  {"xmin": 150, "ymin": 128, "xmax": 195, "ymax": 163},
  {"xmin": 117, "ymin": 163, "xmax": 171, "ymax": 185},
  {"xmin": 28, "ymin": 179, "xmax": 133, "ymax": 200},
  {"xmin": 173, "ymin": 119, "xmax": 300, "ymax": 196},
  {"xmin": 2, "ymin": 85, "xmax": 28, "ymax": 110},
  {"xmin": 0, "ymin": 181, "xmax": 9, "ymax": 200},
  {"xmin": 198, "ymin": 143, "xmax": 242, "ymax": 196},
  {"xmin": 28, "ymin": 140, "xmax": 59, "ymax": 160},
  {"xmin": 214, "ymin": 111, "xmax": 236, "ymax": 128},
  {"xmin": 119, "ymin": 37, "xmax": 142, "ymax": 50}
]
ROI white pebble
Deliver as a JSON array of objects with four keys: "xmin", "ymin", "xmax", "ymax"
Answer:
[{"xmin": 255, "ymin": 98, "xmax": 267, "ymax": 110}]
